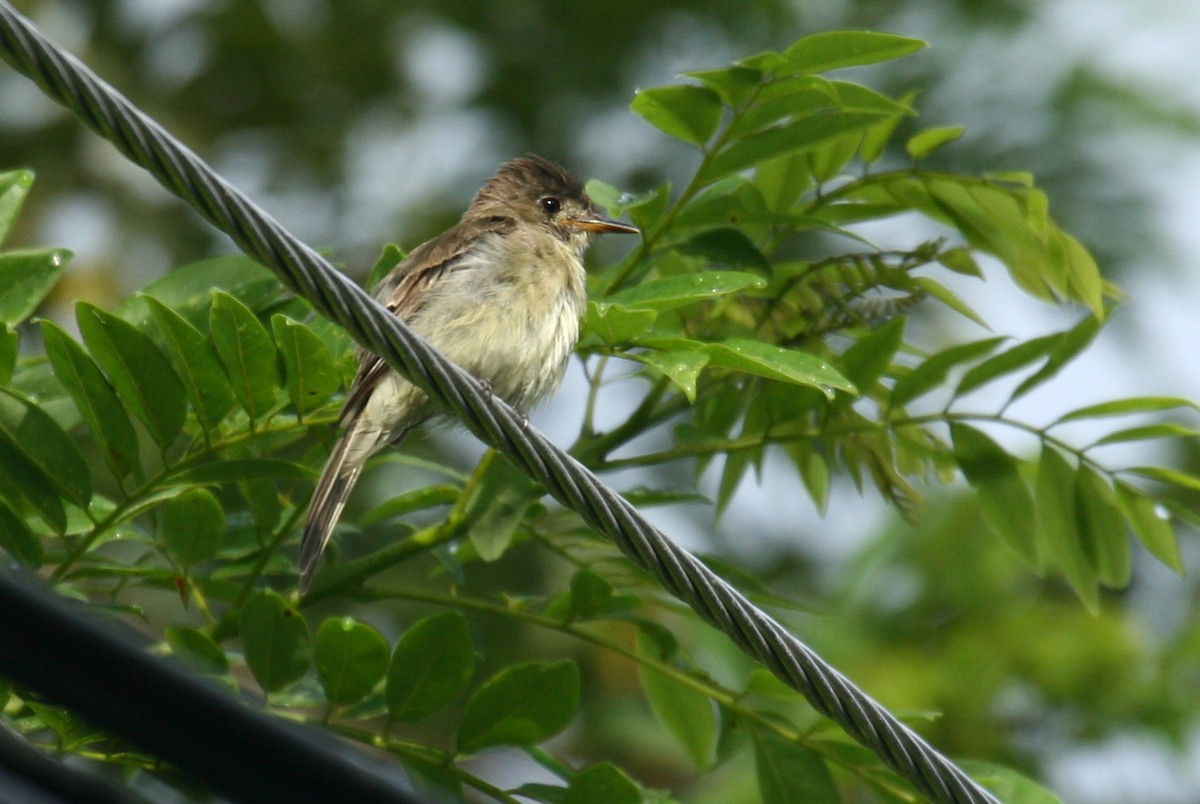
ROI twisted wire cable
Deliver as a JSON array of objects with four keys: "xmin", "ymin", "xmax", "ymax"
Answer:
[{"xmin": 0, "ymin": 5, "xmax": 998, "ymax": 803}]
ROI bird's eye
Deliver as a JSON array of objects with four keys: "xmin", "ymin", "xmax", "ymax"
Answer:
[{"xmin": 540, "ymin": 196, "xmax": 561, "ymax": 214}]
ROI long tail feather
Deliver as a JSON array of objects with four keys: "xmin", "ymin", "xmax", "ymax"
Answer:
[{"xmin": 298, "ymin": 427, "xmax": 365, "ymax": 593}]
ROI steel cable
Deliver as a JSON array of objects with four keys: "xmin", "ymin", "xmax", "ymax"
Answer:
[{"xmin": 0, "ymin": 5, "xmax": 998, "ymax": 802}]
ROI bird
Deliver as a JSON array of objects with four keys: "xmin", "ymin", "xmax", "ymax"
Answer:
[{"xmin": 298, "ymin": 156, "xmax": 638, "ymax": 592}]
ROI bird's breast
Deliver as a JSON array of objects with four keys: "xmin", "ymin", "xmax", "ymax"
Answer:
[{"xmin": 410, "ymin": 230, "xmax": 587, "ymax": 411}]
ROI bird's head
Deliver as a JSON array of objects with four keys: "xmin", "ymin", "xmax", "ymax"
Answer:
[{"xmin": 467, "ymin": 156, "xmax": 638, "ymax": 248}]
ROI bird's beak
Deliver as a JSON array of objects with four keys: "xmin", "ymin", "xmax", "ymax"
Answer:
[{"xmin": 566, "ymin": 215, "xmax": 639, "ymax": 235}]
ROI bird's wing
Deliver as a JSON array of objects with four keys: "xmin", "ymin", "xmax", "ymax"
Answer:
[{"xmin": 338, "ymin": 214, "xmax": 517, "ymax": 424}]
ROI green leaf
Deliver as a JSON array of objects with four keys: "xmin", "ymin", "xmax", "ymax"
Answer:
[
  {"xmin": 165, "ymin": 626, "xmax": 229, "ymax": 675},
  {"xmin": 906, "ymin": 125, "xmax": 965, "ymax": 160},
  {"xmin": 168, "ymin": 458, "xmax": 314, "ymax": 485},
  {"xmin": 806, "ymin": 129, "xmax": 861, "ymax": 182},
  {"xmin": 913, "ymin": 276, "xmax": 988, "ymax": 328},
  {"xmin": 928, "ymin": 179, "xmax": 1051, "ymax": 292},
  {"xmin": 1114, "ymin": 482, "xmax": 1182, "ymax": 573},
  {"xmin": 811, "ymin": 201, "xmax": 903, "ymax": 226},
  {"xmin": 755, "ymin": 153, "xmax": 814, "ymax": 212},
  {"xmin": 144, "ymin": 295, "xmax": 236, "ymax": 431},
  {"xmin": 584, "ymin": 179, "xmax": 622, "ymax": 215},
  {"xmin": 951, "ymin": 423, "xmax": 1037, "ymax": 565},
  {"xmin": 782, "ymin": 31, "xmax": 927, "ymax": 74},
  {"xmin": 861, "ymin": 89, "xmax": 919, "ymax": 164},
  {"xmin": 1074, "ymin": 468, "xmax": 1131, "ymax": 587},
  {"xmin": 838, "ymin": 317, "xmax": 905, "ymax": 394},
  {"xmin": 69, "ymin": 565, "xmax": 176, "ymax": 582},
  {"xmin": 366, "ymin": 243, "xmax": 406, "ymax": 292},
  {"xmin": 0, "ymin": 435, "xmax": 65, "ymax": 535},
  {"xmin": 854, "ymin": 174, "xmax": 1105, "ymax": 315},
  {"xmin": 754, "ymin": 731, "xmax": 837, "ymax": 804},
  {"xmin": 508, "ymin": 783, "xmax": 566, "ymax": 803},
  {"xmin": 1092, "ymin": 423, "xmax": 1200, "ymax": 447},
  {"xmin": 568, "ymin": 570, "xmax": 642, "ymax": 621},
  {"xmin": 463, "ymin": 453, "xmax": 538, "ymax": 561},
  {"xmin": 861, "ymin": 115, "xmax": 905, "ymax": 165},
  {"xmin": 727, "ymin": 78, "xmax": 833, "ymax": 138},
  {"xmin": 209, "ymin": 290, "xmax": 280, "ymax": 423},
  {"xmin": 703, "ymin": 112, "xmax": 886, "ymax": 182},
  {"xmin": 631, "ymin": 85, "xmax": 723, "ymax": 146},
  {"xmin": 1010, "ymin": 315, "xmax": 1102, "ymax": 402},
  {"xmin": 400, "ymin": 755, "xmax": 463, "ymax": 801},
  {"xmin": 890, "ymin": 337, "xmax": 1006, "ymax": 409},
  {"xmin": 0, "ymin": 169, "xmax": 34, "ymax": 247},
  {"xmin": 604, "ymin": 270, "xmax": 766, "ymax": 312},
  {"xmin": 0, "ymin": 388, "xmax": 91, "ymax": 508},
  {"xmin": 583, "ymin": 302, "xmax": 657, "ymax": 345},
  {"xmin": 678, "ymin": 229, "xmax": 772, "ymax": 272},
  {"xmin": 25, "ymin": 702, "xmax": 102, "ymax": 751},
  {"xmin": 955, "ymin": 334, "xmax": 1054, "ymax": 398},
  {"xmin": 632, "ymin": 350, "xmax": 709, "ymax": 403},
  {"xmin": 240, "ymin": 589, "xmax": 312, "ymax": 694},
  {"xmin": 744, "ymin": 669, "xmax": 798, "ymax": 701},
  {"xmin": 161, "ymin": 488, "xmax": 225, "ymax": 566},
  {"xmin": 829, "ymin": 80, "xmax": 914, "ymax": 114},
  {"xmin": 682, "ymin": 66, "xmax": 762, "ymax": 107},
  {"xmin": 76, "ymin": 302, "xmax": 186, "ymax": 449},
  {"xmin": 792, "ymin": 445, "xmax": 831, "ymax": 514},
  {"xmin": 457, "ymin": 660, "xmax": 580, "ymax": 753},
  {"xmin": 5, "ymin": 360, "xmax": 77, "ymax": 428},
  {"xmin": 0, "ymin": 498, "xmax": 44, "ymax": 567},
  {"xmin": 717, "ymin": 445, "xmax": 752, "ymax": 515},
  {"xmin": 959, "ymin": 760, "xmax": 1066, "ymax": 804},
  {"xmin": 691, "ymin": 180, "xmax": 784, "ymax": 229},
  {"xmin": 1126, "ymin": 465, "xmax": 1200, "ymax": 493},
  {"xmin": 1037, "ymin": 446, "xmax": 1098, "ymax": 611},
  {"xmin": 564, "ymin": 764, "xmax": 641, "ymax": 804},
  {"xmin": 387, "ymin": 611, "xmax": 475, "ymax": 722},
  {"xmin": 622, "ymin": 182, "xmax": 672, "ymax": 232},
  {"xmin": 636, "ymin": 625, "xmax": 716, "ymax": 770},
  {"xmin": 0, "ymin": 325, "xmax": 16, "ymax": 386},
  {"xmin": 240, "ymin": 479, "xmax": 282, "ymax": 533},
  {"xmin": 938, "ymin": 247, "xmax": 984, "ymax": 277},
  {"xmin": 124, "ymin": 256, "xmax": 281, "ymax": 328},
  {"xmin": 724, "ymin": 74, "xmax": 853, "ymax": 141},
  {"xmin": 1053, "ymin": 396, "xmax": 1200, "ymax": 425},
  {"xmin": 676, "ymin": 181, "xmax": 764, "ymax": 229},
  {"xmin": 702, "ymin": 338, "xmax": 856, "ymax": 399},
  {"xmin": 361, "ymin": 484, "xmax": 460, "ymax": 526},
  {"xmin": 1068, "ymin": 234, "xmax": 1106, "ymax": 318},
  {"xmin": 363, "ymin": 453, "xmax": 470, "ymax": 484},
  {"xmin": 272, "ymin": 314, "xmax": 342, "ymax": 418},
  {"xmin": 0, "ymin": 248, "xmax": 69, "ymax": 325},
  {"xmin": 315, "ymin": 617, "xmax": 390, "ymax": 707},
  {"xmin": 621, "ymin": 487, "xmax": 710, "ymax": 507},
  {"xmin": 738, "ymin": 50, "xmax": 788, "ymax": 73},
  {"xmin": 41, "ymin": 321, "xmax": 140, "ymax": 480}
]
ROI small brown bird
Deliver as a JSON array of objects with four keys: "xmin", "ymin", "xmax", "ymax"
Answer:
[{"xmin": 299, "ymin": 156, "xmax": 637, "ymax": 592}]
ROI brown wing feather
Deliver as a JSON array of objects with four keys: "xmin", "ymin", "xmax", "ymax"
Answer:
[{"xmin": 338, "ymin": 214, "xmax": 518, "ymax": 423}]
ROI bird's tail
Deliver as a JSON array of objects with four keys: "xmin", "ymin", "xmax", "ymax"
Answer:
[{"xmin": 298, "ymin": 423, "xmax": 367, "ymax": 593}]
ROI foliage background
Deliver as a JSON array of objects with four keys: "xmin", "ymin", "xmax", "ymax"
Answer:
[{"xmin": 3, "ymin": 1, "xmax": 1200, "ymax": 802}]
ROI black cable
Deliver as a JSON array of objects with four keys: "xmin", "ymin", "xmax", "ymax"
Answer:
[
  {"xmin": 0, "ymin": 568, "xmax": 421, "ymax": 804},
  {"xmin": 0, "ymin": 5, "xmax": 998, "ymax": 802}
]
